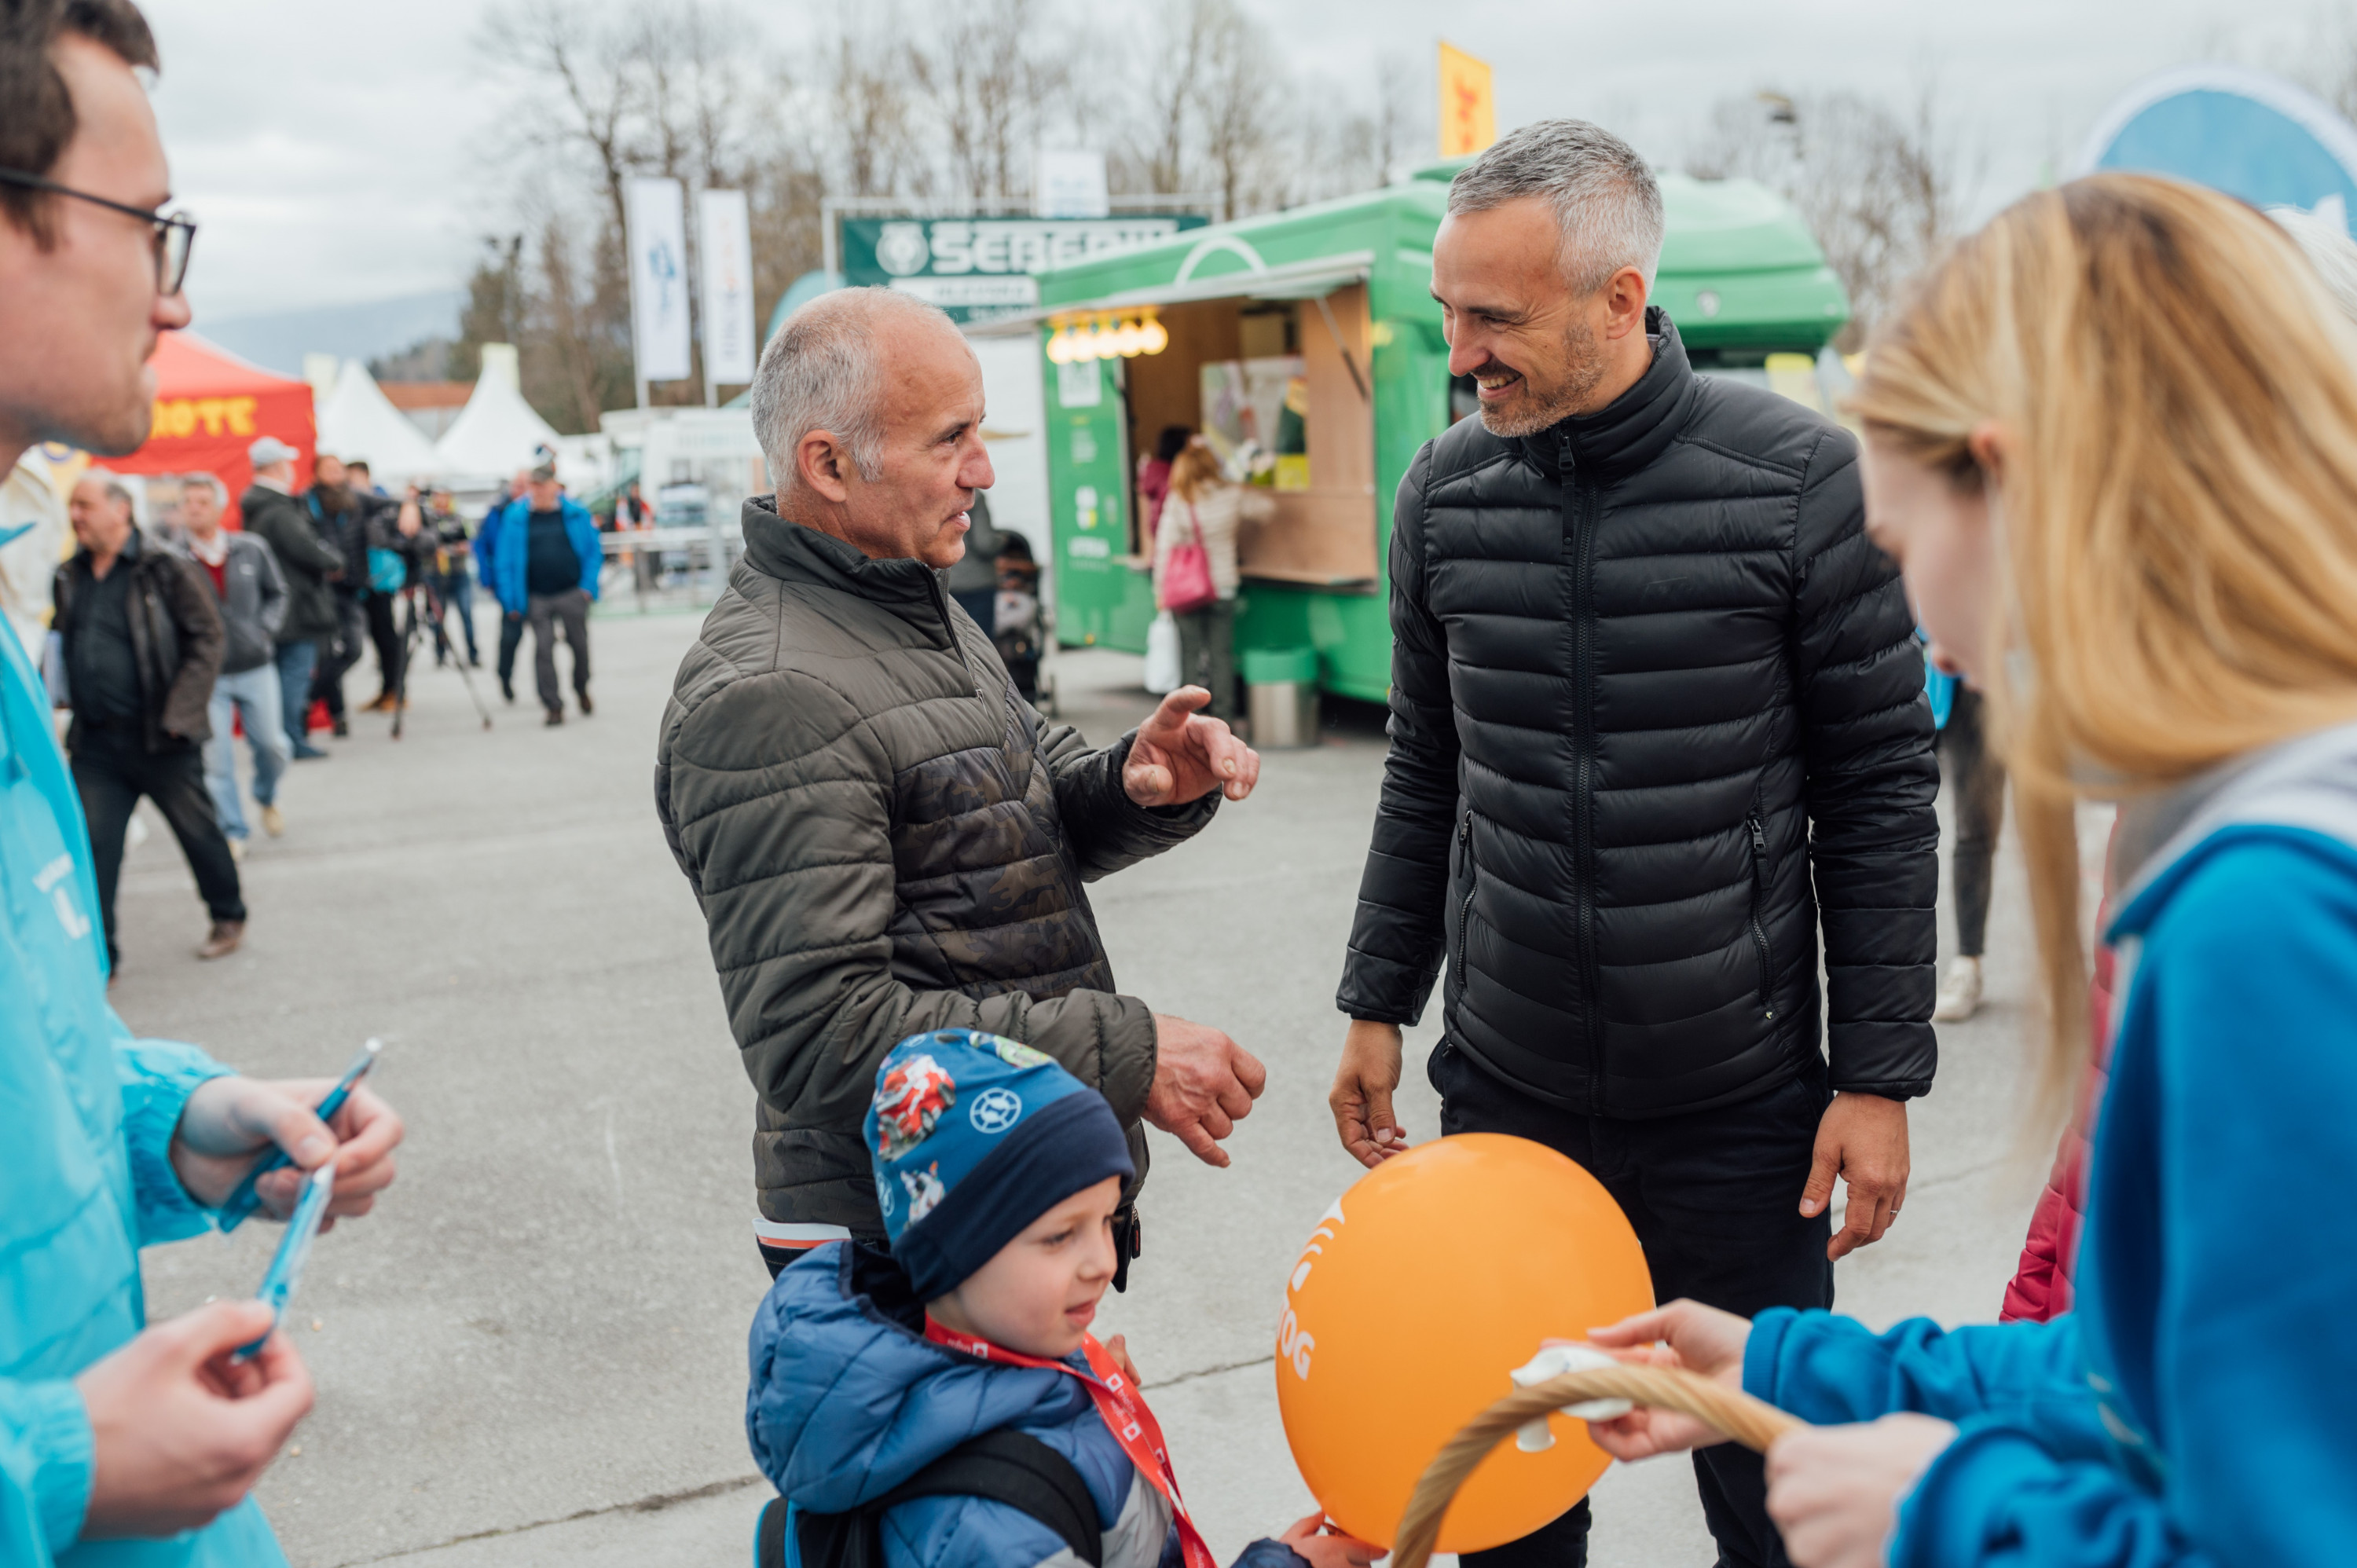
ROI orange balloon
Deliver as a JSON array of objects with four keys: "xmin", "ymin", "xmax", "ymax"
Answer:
[{"xmin": 1274, "ymin": 1134, "xmax": 1654, "ymax": 1552}]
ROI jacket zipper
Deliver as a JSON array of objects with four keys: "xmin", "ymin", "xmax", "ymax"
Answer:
[
  {"xmin": 1563, "ymin": 432, "xmax": 1604, "ymax": 1113},
  {"xmin": 1453, "ymin": 809, "xmax": 1475, "ymax": 1002},
  {"xmin": 1747, "ymin": 809, "xmax": 1776, "ymax": 1020}
]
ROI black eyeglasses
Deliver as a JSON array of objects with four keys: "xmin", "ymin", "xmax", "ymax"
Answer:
[{"xmin": 0, "ymin": 167, "xmax": 196, "ymax": 295}]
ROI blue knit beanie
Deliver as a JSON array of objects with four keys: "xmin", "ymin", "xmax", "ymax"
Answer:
[{"xmin": 864, "ymin": 1029, "xmax": 1135, "ymax": 1300}]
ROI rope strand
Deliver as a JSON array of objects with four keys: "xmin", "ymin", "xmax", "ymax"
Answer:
[{"xmin": 1391, "ymin": 1365, "xmax": 1805, "ymax": 1568}]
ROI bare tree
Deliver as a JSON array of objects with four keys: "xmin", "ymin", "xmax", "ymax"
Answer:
[
  {"xmin": 829, "ymin": 28, "xmax": 924, "ymax": 198},
  {"xmin": 1192, "ymin": 0, "xmax": 1286, "ymax": 219},
  {"xmin": 1687, "ymin": 84, "xmax": 1975, "ymax": 346}
]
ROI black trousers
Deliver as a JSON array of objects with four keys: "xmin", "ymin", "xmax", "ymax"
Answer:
[
  {"xmin": 313, "ymin": 593, "xmax": 368, "ymax": 719},
  {"xmin": 497, "ymin": 611, "xmax": 525, "ymax": 689},
  {"xmin": 1433, "ymin": 1042, "xmax": 1834, "ymax": 1568},
  {"xmin": 1937, "ymin": 687, "xmax": 2006, "ymax": 957},
  {"xmin": 365, "ymin": 591, "xmax": 403, "ymax": 700},
  {"xmin": 71, "ymin": 724, "xmax": 246, "ymax": 965}
]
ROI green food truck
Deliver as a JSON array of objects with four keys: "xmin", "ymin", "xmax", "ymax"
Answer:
[{"xmin": 988, "ymin": 160, "xmax": 1850, "ymax": 707}]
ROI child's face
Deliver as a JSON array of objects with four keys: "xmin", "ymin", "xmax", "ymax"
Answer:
[{"xmin": 929, "ymin": 1176, "xmax": 1122, "ymax": 1359}]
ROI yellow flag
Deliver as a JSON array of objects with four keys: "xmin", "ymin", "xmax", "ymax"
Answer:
[{"xmin": 1438, "ymin": 42, "xmax": 1495, "ymax": 159}]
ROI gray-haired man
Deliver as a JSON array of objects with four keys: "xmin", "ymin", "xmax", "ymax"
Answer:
[
  {"xmin": 654, "ymin": 287, "xmax": 1267, "ymax": 1278},
  {"xmin": 1329, "ymin": 120, "xmax": 1938, "ymax": 1566}
]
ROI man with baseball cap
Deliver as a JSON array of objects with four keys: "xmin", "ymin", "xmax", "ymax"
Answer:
[{"xmin": 239, "ymin": 434, "xmax": 343, "ymax": 760}]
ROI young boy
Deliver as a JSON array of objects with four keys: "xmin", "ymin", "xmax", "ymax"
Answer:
[{"xmin": 748, "ymin": 1030, "xmax": 1376, "ymax": 1568}]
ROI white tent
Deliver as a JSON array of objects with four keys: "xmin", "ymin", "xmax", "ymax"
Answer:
[
  {"xmin": 432, "ymin": 344, "xmax": 561, "ymax": 485},
  {"xmin": 315, "ymin": 358, "xmax": 442, "ymax": 486}
]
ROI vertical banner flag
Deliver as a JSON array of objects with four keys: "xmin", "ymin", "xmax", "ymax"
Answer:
[
  {"xmin": 696, "ymin": 188, "xmax": 757, "ymax": 387},
  {"xmin": 625, "ymin": 175, "xmax": 692, "ymax": 384},
  {"xmin": 1438, "ymin": 42, "xmax": 1496, "ymax": 159}
]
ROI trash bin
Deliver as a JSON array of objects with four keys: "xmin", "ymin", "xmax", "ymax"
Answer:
[{"xmin": 1244, "ymin": 647, "xmax": 1320, "ymax": 749}]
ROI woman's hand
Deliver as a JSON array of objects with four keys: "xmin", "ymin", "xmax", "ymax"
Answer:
[
  {"xmin": 1766, "ymin": 1415, "xmax": 1956, "ymax": 1568},
  {"xmin": 1579, "ymin": 1299, "xmax": 1754, "ymax": 1460},
  {"xmin": 170, "ymin": 1075, "xmax": 403, "ymax": 1227},
  {"xmin": 1278, "ymin": 1512, "xmax": 1385, "ymax": 1568}
]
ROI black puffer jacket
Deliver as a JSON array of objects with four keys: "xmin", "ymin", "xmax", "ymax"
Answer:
[
  {"xmin": 1337, "ymin": 313, "xmax": 1937, "ymax": 1116},
  {"xmin": 656, "ymin": 496, "xmax": 1218, "ymax": 1229}
]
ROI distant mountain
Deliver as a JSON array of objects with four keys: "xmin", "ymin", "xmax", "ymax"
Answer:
[{"xmin": 192, "ymin": 290, "xmax": 465, "ymax": 378}]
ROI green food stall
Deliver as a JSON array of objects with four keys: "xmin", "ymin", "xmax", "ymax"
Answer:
[{"xmin": 996, "ymin": 161, "xmax": 1849, "ymax": 704}]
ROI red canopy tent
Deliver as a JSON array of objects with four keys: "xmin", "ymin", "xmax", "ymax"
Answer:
[{"xmin": 107, "ymin": 331, "xmax": 315, "ymax": 514}]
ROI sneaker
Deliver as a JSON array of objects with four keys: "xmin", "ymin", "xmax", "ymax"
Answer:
[
  {"xmin": 544, "ymin": 707, "xmax": 565, "ymax": 727},
  {"xmin": 576, "ymin": 690, "xmax": 593, "ymax": 716},
  {"xmin": 196, "ymin": 920, "xmax": 244, "ymax": 960},
  {"xmin": 226, "ymin": 836, "xmax": 247, "ymax": 863},
  {"xmin": 361, "ymin": 693, "xmax": 395, "ymax": 713},
  {"xmin": 1933, "ymin": 955, "xmax": 1984, "ymax": 1023},
  {"xmin": 332, "ymin": 716, "xmax": 350, "ymax": 738},
  {"xmin": 260, "ymin": 803, "xmax": 285, "ymax": 837},
  {"xmin": 469, "ymin": 652, "xmax": 483, "ymax": 668},
  {"xmin": 500, "ymin": 676, "xmax": 515, "ymax": 704},
  {"xmin": 292, "ymin": 744, "xmax": 330, "ymax": 760}
]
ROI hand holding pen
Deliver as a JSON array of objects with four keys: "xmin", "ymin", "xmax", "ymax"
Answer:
[{"xmin": 167, "ymin": 1040, "xmax": 404, "ymax": 1233}]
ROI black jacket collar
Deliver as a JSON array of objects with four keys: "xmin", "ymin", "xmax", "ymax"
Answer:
[
  {"xmin": 739, "ymin": 493, "xmax": 952, "ymax": 647},
  {"xmin": 1517, "ymin": 306, "xmax": 1699, "ymax": 483}
]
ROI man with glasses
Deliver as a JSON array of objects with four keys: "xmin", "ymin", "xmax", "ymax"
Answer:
[{"xmin": 0, "ymin": 4, "xmax": 404, "ymax": 1565}]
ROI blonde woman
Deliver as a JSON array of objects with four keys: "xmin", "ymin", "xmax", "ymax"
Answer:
[
  {"xmin": 1153, "ymin": 439, "xmax": 1272, "ymax": 723},
  {"xmin": 1578, "ymin": 174, "xmax": 2357, "ymax": 1565}
]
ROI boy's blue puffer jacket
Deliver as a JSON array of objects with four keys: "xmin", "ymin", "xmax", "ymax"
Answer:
[{"xmin": 747, "ymin": 1242, "xmax": 1303, "ymax": 1568}]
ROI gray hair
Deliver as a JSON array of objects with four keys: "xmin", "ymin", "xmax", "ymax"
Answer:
[
  {"xmin": 750, "ymin": 287, "xmax": 956, "ymax": 489},
  {"xmin": 1448, "ymin": 119, "xmax": 1665, "ymax": 293},
  {"xmin": 179, "ymin": 471, "xmax": 229, "ymax": 507},
  {"xmin": 80, "ymin": 471, "xmax": 136, "ymax": 512},
  {"xmin": 2268, "ymin": 206, "xmax": 2357, "ymax": 328}
]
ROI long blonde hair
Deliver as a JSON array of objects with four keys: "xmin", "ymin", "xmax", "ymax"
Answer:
[
  {"xmin": 1852, "ymin": 174, "xmax": 2357, "ymax": 1122},
  {"xmin": 1167, "ymin": 443, "xmax": 1225, "ymax": 505}
]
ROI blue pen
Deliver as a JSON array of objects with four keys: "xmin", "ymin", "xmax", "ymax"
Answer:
[
  {"xmin": 218, "ymin": 1039, "xmax": 380, "ymax": 1234},
  {"xmin": 234, "ymin": 1163, "xmax": 335, "ymax": 1361}
]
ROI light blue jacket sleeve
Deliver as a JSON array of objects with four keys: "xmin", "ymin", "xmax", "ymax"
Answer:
[
  {"xmin": 115, "ymin": 1034, "xmax": 235, "ymax": 1247},
  {"xmin": 0, "ymin": 1379, "xmax": 93, "ymax": 1562}
]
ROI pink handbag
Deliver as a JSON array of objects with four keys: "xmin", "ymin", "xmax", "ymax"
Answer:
[{"xmin": 1157, "ymin": 501, "xmax": 1217, "ymax": 614}]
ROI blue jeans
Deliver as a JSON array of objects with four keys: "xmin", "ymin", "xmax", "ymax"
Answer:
[
  {"xmin": 205, "ymin": 664, "xmax": 290, "ymax": 840},
  {"xmin": 273, "ymin": 639, "xmax": 319, "ymax": 757}
]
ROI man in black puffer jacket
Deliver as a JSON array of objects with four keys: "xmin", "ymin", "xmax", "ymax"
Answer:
[{"xmin": 1330, "ymin": 122, "xmax": 1937, "ymax": 1568}]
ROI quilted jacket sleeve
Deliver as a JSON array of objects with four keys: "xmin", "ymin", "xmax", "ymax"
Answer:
[
  {"xmin": 1790, "ymin": 430, "xmax": 1939, "ymax": 1097},
  {"xmin": 657, "ymin": 672, "xmax": 1160, "ymax": 1146},
  {"xmin": 1040, "ymin": 720, "xmax": 1219, "ymax": 882},
  {"xmin": 1336, "ymin": 442, "xmax": 1457, "ymax": 1025}
]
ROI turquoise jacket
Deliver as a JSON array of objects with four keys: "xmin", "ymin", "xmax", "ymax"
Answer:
[
  {"xmin": 1741, "ymin": 721, "xmax": 2357, "ymax": 1566},
  {"xmin": 476, "ymin": 496, "xmax": 602, "ymax": 616},
  {"xmin": 0, "ymin": 548, "xmax": 286, "ymax": 1567}
]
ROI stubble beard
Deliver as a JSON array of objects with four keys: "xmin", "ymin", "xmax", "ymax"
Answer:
[{"xmin": 1478, "ymin": 316, "xmax": 1606, "ymax": 440}]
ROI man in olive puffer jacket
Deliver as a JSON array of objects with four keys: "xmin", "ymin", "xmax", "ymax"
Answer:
[
  {"xmin": 1329, "ymin": 121, "xmax": 1939, "ymax": 1568},
  {"xmin": 656, "ymin": 288, "xmax": 1267, "ymax": 1279}
]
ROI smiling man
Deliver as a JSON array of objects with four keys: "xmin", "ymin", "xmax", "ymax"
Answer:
[
  {"xmin": 657, "ymin": 287, "xmax": 1267, "ymax": 1280},
  {"xmin": 1327, "ymin": 121, "xmax": 1937, "ymax": 1568}
]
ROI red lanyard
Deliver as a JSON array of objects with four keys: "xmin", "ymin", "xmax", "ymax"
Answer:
[{"xmin": 924, "ymin": 1317, "xmax": 1217, "ymax": 1568}]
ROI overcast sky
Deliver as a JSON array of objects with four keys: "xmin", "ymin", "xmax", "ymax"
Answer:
[{"xmin": 143, "ymin": 0, "xmax": 2349, "ymax": 323}]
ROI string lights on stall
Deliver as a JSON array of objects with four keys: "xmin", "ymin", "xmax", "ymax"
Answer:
[{"xmin": 1045, "ymin": 307, "xmax": 1170, "ymax": 364}]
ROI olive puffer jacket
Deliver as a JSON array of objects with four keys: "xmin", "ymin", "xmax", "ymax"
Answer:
[
  {"xmin": 656, "ymin": 497, "xmax": 1217, "ymax": 1231},
  {"xmin": 1337, "ymin": 313, "xmax": 1939, "ymax": 1117}
]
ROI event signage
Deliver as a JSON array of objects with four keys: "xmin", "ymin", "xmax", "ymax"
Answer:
[
  {"xmin": 839, "ymin": 212, "xmax": 1209, "ymax": 324},
  {"xmin": 2078, "ymin": 64, "xmax": 2357, "ymax": 226},
  {"xmin": 626, "ymin": 176, "xmax": 693, "ymax": 385},
  {"xmin": 696, "ymin": 187, "xmax": 758, "ymax": 390}
]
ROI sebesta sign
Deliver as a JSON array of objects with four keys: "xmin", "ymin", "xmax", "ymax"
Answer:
[{"xmin": 840, "ymin": 212, "xmax": 1209, "ymax": 324}]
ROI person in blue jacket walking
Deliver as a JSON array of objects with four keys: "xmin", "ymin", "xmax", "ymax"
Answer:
[
  {"xmin": 478, "ymin": 460, "xmax": 602, "ymax": 726},
  {"xmin": 1571, "ymin": 175, "xmax": 2357, "ymax": 1566},
  {"xmin": 0, "ymin": 5, "xmax": 404, "ymax": 1563}
]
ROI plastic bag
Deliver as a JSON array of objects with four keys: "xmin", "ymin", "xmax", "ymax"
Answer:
[{"xmin": 1143, "ymin": 610, "xmax": 1180, "ymax": 695}]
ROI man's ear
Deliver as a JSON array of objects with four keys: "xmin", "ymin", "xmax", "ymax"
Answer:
[
  {"xmin": 1600, "ymin": 265, "xmax": 1650, "ymax": 339},
  {"xmin": 797, "ymin": 430, "xmax": 853, "ymax": 504}
]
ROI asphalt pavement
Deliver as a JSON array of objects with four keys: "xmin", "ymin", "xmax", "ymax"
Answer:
[{"xmin": 111, "ymin": 604, "xmax": 2061, "ymax": 1567}]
